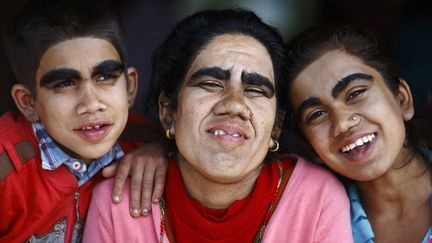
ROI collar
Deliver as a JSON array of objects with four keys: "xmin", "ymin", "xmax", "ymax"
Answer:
[{"xmin": 32, "ymin": 122, "xmax": 124, "ymax": 186}]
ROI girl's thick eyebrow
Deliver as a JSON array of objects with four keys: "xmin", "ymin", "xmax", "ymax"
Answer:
[
  {"xmin": 39, "ymin": 68, "xmax": 80, "ymax": 86},
  {"xmin": 331, "ymin": 73, "xmax": 373, "ymax": 98},
  {"xmin": 92, "ymin": 60, "xmax": 124, "ymax": 76},
  {"xmin": 189, "ymin": 66, "xmax": 230, "ymax": 82},
  {"xmin": 241, "ymin": 72, "xmax": 275, "ymax": 95},
  {"xmin": 296, "ymin": 97, "xmax": 321, "ymax": 120}
]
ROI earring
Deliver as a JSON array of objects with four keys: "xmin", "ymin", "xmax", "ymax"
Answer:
[
  {"xmin": 269, "ymin": 139, "xmax": 279, "ymax": 152},
  {"xmin": 165, "ymin": 128, "xmax": 174, "ymax": 140}
]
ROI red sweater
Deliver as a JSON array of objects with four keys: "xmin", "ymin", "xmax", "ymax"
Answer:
[
  {"xmin": 0, "ymin": 112, "xmax": 161, "ymax": 243},
  {"xmin": 164, "ymin": 159, "xmax": 294, "ymax": 242}
]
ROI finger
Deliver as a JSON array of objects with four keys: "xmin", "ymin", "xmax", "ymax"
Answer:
[
  {"xmin": 129, "ymin": 157, "xmax": 145, "ymax": 217},
  {"xmin": 140, "ymin": 164, "xmax": 156, "ymax": 216},
  {"xmin": 151, "ymin": 160, "xmax": 167, "ymax": 203},
  {"xmin": 112, "ymin": 156, "xmax": 132, "ymax": 203},
  {"xmin": 102, "ymin": 161, "xmax": 118, "ymax": 178}
]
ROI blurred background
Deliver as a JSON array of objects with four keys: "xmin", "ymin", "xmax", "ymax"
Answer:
[{"xmin": 1, "ymin": 0, "xmax": 431, "ymax": 118}]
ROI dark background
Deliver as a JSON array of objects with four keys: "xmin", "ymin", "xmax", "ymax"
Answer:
[{"xmin": 1, "ymin": 0, "xmax": 431, "ymax": 118}]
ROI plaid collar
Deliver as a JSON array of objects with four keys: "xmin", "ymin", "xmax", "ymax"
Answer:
[{"xmin": 32, "ymin": 122, "xmax": 124, "ymax": 186}]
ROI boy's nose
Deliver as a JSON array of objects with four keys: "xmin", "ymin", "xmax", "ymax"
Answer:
[{"xmin": 76, "ymin": 87, "xmax": 107, "ymax": 114}]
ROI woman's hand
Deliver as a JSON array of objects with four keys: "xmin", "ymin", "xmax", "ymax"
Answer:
[{"xmin": 102, "ymin": 141, "xmax": 168, "ymax": 217}]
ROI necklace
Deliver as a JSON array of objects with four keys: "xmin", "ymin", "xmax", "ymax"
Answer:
[{"xmin": 158, "ymin": 160, "xmax": 292, "ymax": 243}]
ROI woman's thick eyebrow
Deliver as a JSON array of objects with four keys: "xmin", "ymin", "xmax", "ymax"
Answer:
[
  {"xmin": 92, "ymin": 60, "xmax": 124, "ymax": 76},
  {"xmin": 39, "ymin": 68, "xmax": 80, "ymax": 86},
  {"xmin": 189, "ymin": 67, "xmax": 230, "ymax": 82},
  {"xmin": 241, "ymin": 72, "xmax": 275, "ymax": 95},
  {"xmin": 331, "ymin": 73, "xmax": 373, "ymax": 98}
]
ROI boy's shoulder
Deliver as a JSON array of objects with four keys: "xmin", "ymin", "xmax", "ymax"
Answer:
[{"xmin": 0, "ymin": 111, "xmax": 38, "ymax": 180}]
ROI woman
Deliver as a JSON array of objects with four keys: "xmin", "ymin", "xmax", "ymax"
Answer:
[
  {"xmin": 83, "ymin": 9, "xmax": 352, "ymax": 243},
  {"xmin": 285, "ymin": 24, "xmax": 432, "ymax": 243}
]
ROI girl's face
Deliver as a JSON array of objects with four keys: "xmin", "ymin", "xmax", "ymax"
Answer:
[{"xmin": 289, "ymin": 50, "xmax": 414, "ymax": 181}]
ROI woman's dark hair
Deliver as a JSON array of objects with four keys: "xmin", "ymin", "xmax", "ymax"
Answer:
[
  {"xmin": 284, "ymin": 24, "xmax": 432, "ymax": 165},
  {"xmin": 148, "ymin": 8, "xmax": 288, "ymax": 112}
]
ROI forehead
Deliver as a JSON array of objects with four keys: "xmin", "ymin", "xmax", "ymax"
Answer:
[
  {"xmin": 291, "ymin": 50, "xmax": 379, "ymax": 96},
  {"xmin": 36, "ymin": 37, "xmax": 120, "ymax": 80},
  {"xmin": 186, "ymin": 34, "xmax": 274, "ymax": 82}
]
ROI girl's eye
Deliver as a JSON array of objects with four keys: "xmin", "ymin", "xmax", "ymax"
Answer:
[
  {"xmin": 305, "ymin": 109, "xmax": 326, "ymax": 124},
  {"xmin": 347, "ymin": 88, "xmax": 366, "ymax": 102},
  {"xmin": 53, "ymin": 80, "xmax": 75, "ymax": 89},
  {"xmin": 96, "ymin": 73, "xmax": 119, "ymax": 83}
]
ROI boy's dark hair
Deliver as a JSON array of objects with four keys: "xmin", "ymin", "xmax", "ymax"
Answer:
[
  {"xmin": 284, "ymin": 24, "xmax": 432, "ymax": 165},
  {"xmin": 148, "ymin": 8, "xmax": 288, "ymax": 111},
  {"xmin": 2, "ymin": 0, "xmax": 127, "ymax": 95}
]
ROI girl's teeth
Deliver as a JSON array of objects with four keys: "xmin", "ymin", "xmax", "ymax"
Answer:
[{"xmin": 341, "ymin": 134, "xmax": 375, "ymax": 153}]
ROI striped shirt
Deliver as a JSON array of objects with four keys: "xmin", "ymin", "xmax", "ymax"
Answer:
[{"xmin": 32, "ymin": 122, "xmax": 124, "ymax": 186}]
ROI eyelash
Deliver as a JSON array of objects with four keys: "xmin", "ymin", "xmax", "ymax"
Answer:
[
  {"xmin": 53, "ymin": 79, "xmax": 75, "ymax": 89},
  {"xmin": 346, "ymin": 88, "xmax": 367, "ymax": 102}
]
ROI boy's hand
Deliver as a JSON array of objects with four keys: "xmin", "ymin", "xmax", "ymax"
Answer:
[{"xmin": 102, "ymin": 142, "xmax": 168, "ymax": 217}]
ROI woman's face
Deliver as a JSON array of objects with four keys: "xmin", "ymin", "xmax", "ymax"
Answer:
[
  {"xmin": 161, "ymin": 34, "xmax": 277, "ymax": 183},
  {"xmin": 289, "ymin": 50, "xmax": 414, "ymax": 181}
]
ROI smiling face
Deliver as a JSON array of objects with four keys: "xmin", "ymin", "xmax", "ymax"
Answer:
[
  {"xmin": 289, "ymin": 50, "xmax": 414, "ymax": 181},
  {"xmin": 161, "ymin": 34, "xmax": 277, "ymax": 183},
  {"xmin": 28, "ymin": 37, "xmax": 137, "ymax": 163}
]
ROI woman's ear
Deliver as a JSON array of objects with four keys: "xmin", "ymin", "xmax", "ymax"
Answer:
[
  {"xmin": 11, "ymin": 84, "xmax": 40, "ymax": 122},
  {"xmin": 126, "ymin": 67, "xmax": 139, "ymax": 108},
  {"xmin": 158, "ymin": 92, "xmax": 175, "ymax": 130},
  {"xmin": 397, "ymin": 79, "xmax": 414, "ymax": 121}
]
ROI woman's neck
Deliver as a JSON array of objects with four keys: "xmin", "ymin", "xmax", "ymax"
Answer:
[{"xmin": 177, "ymin": 157, "xmax": 263, "ymax": 209}]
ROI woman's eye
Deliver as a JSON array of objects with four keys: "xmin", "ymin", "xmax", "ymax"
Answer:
[
  {"xmin": 347, "ymin": 88, "xmax": 366, "ymax": 101},
  {"xmin": 199, "ymin": 81, "xmax": 223, "ymax": 91},
  {"xmin": 244, "ymin": 87, "xmax": 266, "ymax": 97},
  {"xmin": 96, "ymin": 73, "xmax": 118, "ymax": 83},
  {"xmin": 305, "ymin": 109, "xmax": 326, "ymax": 123}
]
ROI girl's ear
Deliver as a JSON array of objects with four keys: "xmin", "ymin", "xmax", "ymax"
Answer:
[
  {"xmin": 125, "ymin": 67, "xmax": 139, "ymax": 108},
  {"xmin": 11, "ymin": 84, "xmax": 40, "ymax": 122},
  {"xmin": 158, "ymin": 92, "xmax": 175, "ymax": 130},
  {"xmin": 397, "ymin": 79, "xmax": 414, "ymax": 121}
]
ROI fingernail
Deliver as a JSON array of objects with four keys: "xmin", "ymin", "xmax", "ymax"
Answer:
[
  {"xmin": 141, "ymin": 208, "xmax": 150, "ymax": 215},
  {"xmin": 131, "ymin": 208, "xmax": 140, "ymax": 217},
  {"xmin": 113, "ymin": 195, "xmax": 120, "ymax": 202},
  {"xmin": 152, "ymin": 198, "xmax": 159, "ymax": 203}
]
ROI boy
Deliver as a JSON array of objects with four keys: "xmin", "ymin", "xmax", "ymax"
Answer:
[{"xmin": 0, "ymin": 0, "xmax": 163, "ymax": 242}]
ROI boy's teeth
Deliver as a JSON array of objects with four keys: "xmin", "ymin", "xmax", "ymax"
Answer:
[{"xmin": 341, "ymin": 133, "xmax": 375, "ymax": 153}]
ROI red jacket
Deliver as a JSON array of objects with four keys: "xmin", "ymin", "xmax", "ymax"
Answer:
[{"xmin": 0, "ymin": 112, "xmax": 161, "ymax": 243}]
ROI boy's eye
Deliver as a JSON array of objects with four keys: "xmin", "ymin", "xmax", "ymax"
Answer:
[
  {"xmin": 53, "ymin": 79, "xmax": 75, "ymax": 89},
  {"xmin": 346, "ymin": 88, "xmax": 366, "ymax": 102},
  {"xmin": 305, "ymin": 109, "xmax": 326, "ymax": 124}
]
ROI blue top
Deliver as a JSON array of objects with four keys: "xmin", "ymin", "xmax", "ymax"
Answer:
[{"xmin": 347, "ymin": 150, "xmax": 432, "ymax": 243}]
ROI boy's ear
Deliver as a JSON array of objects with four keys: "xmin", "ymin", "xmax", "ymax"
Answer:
[
  {"xmin": 397, "ymin": 79, "xmax": 414, "ymax": 121},
  {"xmin": 11, "ymin": 84, "xmax": 40, "ymax": 122},
  {"xmin": 158, "ymin": 92, "xmax": 175, "ymax": 130},
  {"xmin": 126, "ymin": 67, "xmax": 138, "ymax": 108},
  {"xmin": 271, "ymin": 110, "xmax": 286, "ymax": 140}
]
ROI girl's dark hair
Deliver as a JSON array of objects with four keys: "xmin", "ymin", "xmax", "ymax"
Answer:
[{"xmin": 284, "ymin": 24, "xmax": 432, "ymax": 164}]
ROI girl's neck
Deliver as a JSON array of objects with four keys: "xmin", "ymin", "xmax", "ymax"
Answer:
[{"xmin": 356, "ymin": 152, "xmax": 431, "ymax": 215}]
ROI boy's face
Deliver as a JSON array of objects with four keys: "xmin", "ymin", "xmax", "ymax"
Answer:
[{"xmin": 31, "ymin": 37, "xmax": 137, "ymax": 163}]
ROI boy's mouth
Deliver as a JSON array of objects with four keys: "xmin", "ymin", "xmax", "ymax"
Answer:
[{"xmin": 74, "ymin": 122, "xmax": 112, "ymax": 141}]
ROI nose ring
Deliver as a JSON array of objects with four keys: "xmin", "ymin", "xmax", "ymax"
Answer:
[
  {"xmin": 351, "ymin": 114, "xmax": 359, "ymax": 121},
  {"xmin": 249, "ymin": 111, "xmax": 253, "ymax": 118}
]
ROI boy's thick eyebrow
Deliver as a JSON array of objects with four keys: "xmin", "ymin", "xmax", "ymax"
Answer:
[
  {"xmin": 189, "ymin": 67, "xmax": 230, "ymax": 82},
  {"xmin": 241, "ymin": 71, "xmax": 275, "ymax": 95},
  {"xmin": 39, "ymin": 69, "xmax": 81, "ymax": 86},
  {"xmin": 92, "ymin": 60, "xmax": 124, "ymax": 76},
  {"xmin": 296, "ymin": 97, "xmax": 321, "ymax": 120},
  {"xmin": 331, "ymin": 73, "xmax": 373, "ymax": 98}
]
